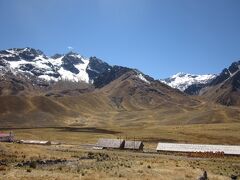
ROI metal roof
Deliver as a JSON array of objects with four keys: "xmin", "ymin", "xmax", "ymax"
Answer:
[
  {"xmin": 124, "ymin": 140, "xmax": 143, "ymax": 150},
  {"xmin": 96, "ymin": 138, "xmax": 125, "ymax": 149},
  {"xmin": 156, "ymin": 142, "xmax": 240, "ymax": 155}
]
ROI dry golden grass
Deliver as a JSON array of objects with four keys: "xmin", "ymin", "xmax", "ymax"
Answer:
[
  {"xmin": 0, "ymin": 123, "xmax": 240, "ymax": 179},
  {"xmin": 1, "ymin": 122, "xmax": 240, "ymax": 147},
  {"xmin": 0, "ymin": 141, "xmax": 239, "ymax": 180},
  {"xmin": 1, "ymin": 86, "xmax": 240, "ymax": 179}
]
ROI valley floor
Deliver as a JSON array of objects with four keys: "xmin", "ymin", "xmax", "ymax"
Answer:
[{"xmin": 0, "ymin": 123, "xmax": 240, "ymax": 179}]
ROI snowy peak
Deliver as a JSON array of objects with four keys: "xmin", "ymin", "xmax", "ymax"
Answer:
[
  {"xmin": 0, "ymin": 48, "xmax": 111, "ymax": 83},
  {"xmin": 166, "ymin": 61, "xmax": 240, "ymax": 94},
  {"xmin": 0, "ymin": 47, "xmax": 45, "ymax": 62},
  {"xmin": 161, "ymin": 73, "xmax": 217, "ymax": 91},
  {"xmin": 54, "ymin": 52, "xmax": 90, "ymax": 82}
]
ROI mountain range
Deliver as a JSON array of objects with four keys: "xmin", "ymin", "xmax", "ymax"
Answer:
[
  {"xmin": 0, "ymin": 47, "xmax": 240, "ymax": 128},
  {"xmin": 162, "ymin": 61, "xmax": 240, "ymax": 106},
  {"xmin": 0, "ymin": 48, "xmax": 111, "ymax": 83}
]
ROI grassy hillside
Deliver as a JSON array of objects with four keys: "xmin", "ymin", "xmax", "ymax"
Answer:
[{"xmin": 0, "ymin": 71, "xmax": 240, "ymax": 128}]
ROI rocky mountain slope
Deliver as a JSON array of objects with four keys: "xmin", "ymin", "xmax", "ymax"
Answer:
[{"xmin": 200, "ymin": 61, "xmax": 240, "ymax": 106}]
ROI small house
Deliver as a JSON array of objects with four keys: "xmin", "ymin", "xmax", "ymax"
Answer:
[
  {"xmin": 96, "ymin": 138, "xmax": 125, "ymax": 149},
  {"xmin": 0, "ymin": 132, "xmax": 14, "ymax": 142},
  {"xmin": 124, "ymin": 140, "xmax": 144, "ymax": 151}
]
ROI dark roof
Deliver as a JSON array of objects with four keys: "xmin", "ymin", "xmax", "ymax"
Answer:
[
  {"xmin": 124, "ymin": 140, "xmax": 143, "ymax": 150},
  {"xmin": 96, "ymin": 138, "xmax": 125, "ymax": 149}
]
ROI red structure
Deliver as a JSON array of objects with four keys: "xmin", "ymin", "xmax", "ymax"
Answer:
[{"xmin": 0, "ymin": 132, "xmax": 14, "ymax": 142}]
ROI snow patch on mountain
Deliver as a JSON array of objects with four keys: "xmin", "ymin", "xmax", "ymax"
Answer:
[
  {"xmin": 51, "ymin": 56, "xmax": 63, "ymax": 66},
  {"xmin": 161, "ymin": 72, "xmax": 217, "ymax": 91},
  {"xmin": 136, "ymin": 73, "xmax": 151, "ymax": 84}
]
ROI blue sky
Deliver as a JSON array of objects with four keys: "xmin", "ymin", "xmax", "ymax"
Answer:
[{"xmin": 0, "ymin": 0, "xmax": 240, "ymax": 79}]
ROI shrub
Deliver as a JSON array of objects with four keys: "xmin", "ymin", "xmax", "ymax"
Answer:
[
  {"xmin": 87, "ymin": 152, "xmax": 95, "ymax": 159},
  {"xmin": 29, "ymin": 161, "xmax": 37, "ymax": 169}
]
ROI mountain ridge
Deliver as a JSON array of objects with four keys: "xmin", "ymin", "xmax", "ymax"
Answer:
[
  {"xmin": 200, "ymin": 60, "xmax": 240, "ymax": 106},
  {"xmin": 0, "ymin": 47, "xmax": 111, "ymax": 84}
]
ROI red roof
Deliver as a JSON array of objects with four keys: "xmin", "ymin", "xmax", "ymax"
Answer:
[{"xmin": 0, "ymin": 133, "xmax": 11, "ymax": 137}]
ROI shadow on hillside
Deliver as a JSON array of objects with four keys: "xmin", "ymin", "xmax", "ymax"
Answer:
[
  {"xmin": 57, "ymin": 127, "xmax": 120, "ymax": 134},
  {"xmin": 0, "ymin": 127, "xmax": 120, "ymax": 135}
]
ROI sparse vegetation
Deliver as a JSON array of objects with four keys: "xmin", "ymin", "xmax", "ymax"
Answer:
[
  {"xmin": 0, "ymin": 126, "xmax": 239, "ymax": 179},
  {"xmin": 29, "ymin": 161, "xmax": 37, "ymax": 169}
]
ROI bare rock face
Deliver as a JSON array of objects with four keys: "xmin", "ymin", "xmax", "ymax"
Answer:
[
  {"xmin": 210, "ymin": 61, "xmax": 240, "ymax": 86},
  {"xmin": 93, "ymin": 66, "xmax": 132, "ymax": 88},
  {"xmin": 87, "ymin": 56, "xmax": 111, "ymax": 81}
]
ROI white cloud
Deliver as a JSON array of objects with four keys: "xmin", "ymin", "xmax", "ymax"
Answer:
[{"xmin": 67, "ymin": 46, "xmax": 74, "ymax": 50}]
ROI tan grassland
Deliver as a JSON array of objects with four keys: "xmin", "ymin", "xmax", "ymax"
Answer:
[{"xmin": 0, "ymin": 123, "xmax": 240, "ymax": 180}]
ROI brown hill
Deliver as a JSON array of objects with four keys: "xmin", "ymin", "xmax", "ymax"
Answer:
[
  {"xmin": 200, "ymin": 69, "xmax": 240, "ymax": 106},
  {"xmin": 1, "ymin": 69, "xmax": 239, "ymax": 128},
  {"xmin": 97, "ymin": 70, "xmax": 198, "ymax": 109},
  {"xmin": 0, "ymin": 96, "xmax": 79, "ymax": 127}
]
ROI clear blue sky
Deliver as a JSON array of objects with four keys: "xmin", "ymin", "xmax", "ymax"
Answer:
[{"xmin": 0, "ymin": 0, "xmax": 240, "ymax": 79}]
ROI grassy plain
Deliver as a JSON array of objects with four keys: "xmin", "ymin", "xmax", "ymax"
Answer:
[{"xmin": 0, "ymin": 123, "xmax": 240, "ymax": 179}]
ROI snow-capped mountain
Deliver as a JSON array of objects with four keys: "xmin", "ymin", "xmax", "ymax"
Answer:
[
  {"xmin": 0, "ymin": 47, "xmax": 111, "ymax": 83},
  {"xmin": 0, "ymin": 47, "xmax": 151, "ymax": 88},
  {"xmin": 161, "ymin": 72, "xmax": 217, "ymax": 91}
]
